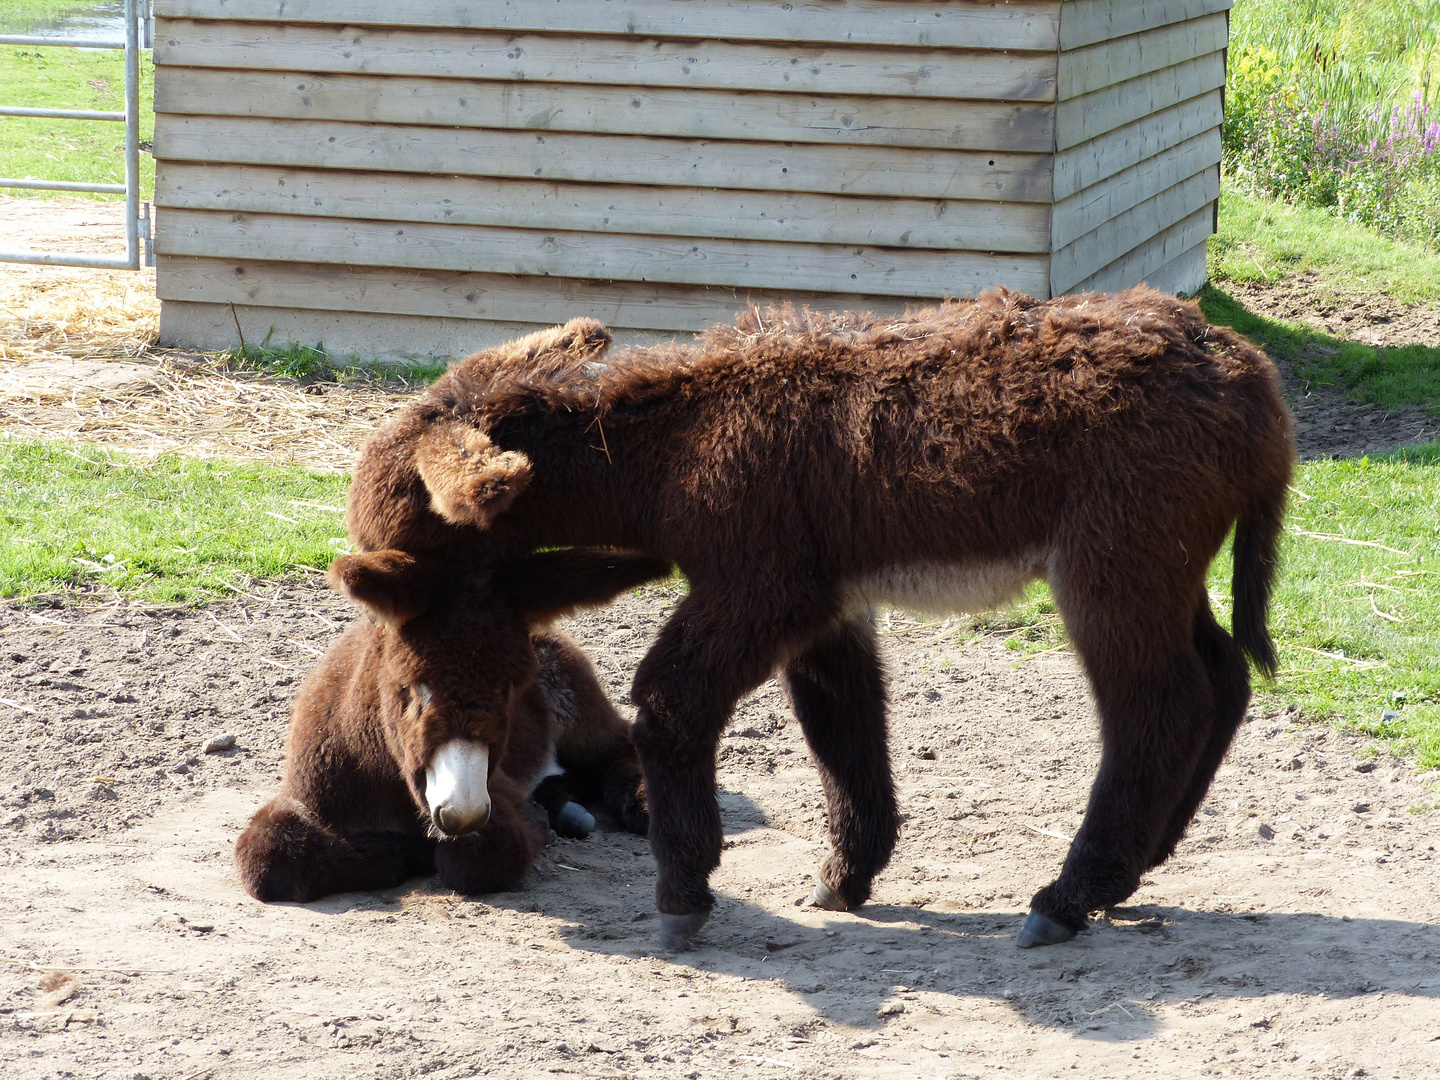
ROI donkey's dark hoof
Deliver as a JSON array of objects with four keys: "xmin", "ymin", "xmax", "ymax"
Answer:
[
  {"xmin": 809, "ymin": 882, "xmax": 851, "ymax": 912},
  {"xmin": 1016, "ymin": 911, "xmax": 1079, "ymax": 948},
  {"xmin": 659, "ymin": 911, "xmax": 708, "ymax": 951},
  {"xmin": 555, "ymin": 801, "xmax": 596, "ymax": 838}
]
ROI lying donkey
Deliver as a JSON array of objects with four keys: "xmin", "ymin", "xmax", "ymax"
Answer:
[
  {"xmin": 343, "ymin": 287, "xmax": 1295, "ymax": 949},
  {"xmin": 235, "ymin": 549, "xmax": 668, "ymax": 902}
]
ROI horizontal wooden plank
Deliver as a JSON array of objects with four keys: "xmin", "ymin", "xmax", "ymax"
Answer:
[
  {"xmin": 154, "ymin": 162, "xmax": 1053, "ymax": 253},
  {"xmin": 153, "ymin": 115, "xmax": 1055, "ymax": 203},
  {"xmin": 1057, "ymin": 12, "xmax": 1227, "ymax": 99},
  {"xmin": 1059, "ymin": 0, "xmax": 1230, "ymax": 51},
  {"xmin": 1050, "ymin": 165, "xmax": 1218, "ymax": 293},
  {"xmin": 1055, "ymin": 50, "xmax": 1224, "ymax": 151},
  {"xmin": 154, "ymin": 208, "xmax": 1053, "ymax": 298},
  {"xmin": 1053, "ymin": 88, "xmax": 1221, "ymax": 199},
  {"xmin": 152, "ymin": 0, "xmax": 1064, "ymax": 53},
  {"xmin": 1067, "ymin": 203, "xmax": 1214, "ymax": 294},
  {"xmin": 154, "ymin": 67, "xmax": 1056, "ymax": 153},
  {"xmin": 1050, "ymin": 127, "xmax": 1219, "ymax": 249},
  {"xmin": 153, "ymin": 19, "xmax": 1058, "ymax": 101},
  {"xmin": 156, "ymin": 260, "xmax": 930, "ymax": 338},
  {"xmin": 1127, "ymin": 235, "xmax": 1208, "ymax": 296}
]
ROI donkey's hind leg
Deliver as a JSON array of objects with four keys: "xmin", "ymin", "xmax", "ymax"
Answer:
[
  {"xmin": 235, "ymin": 796, "xmax": 433, "ymax": 903},
  {"xmin": 530, "ymin": 773, "xmax": 595, "ymax": 838},
  {"xmin": 782, "ymin": 612, "xmax": 898, "ymax": 911},
  {"xmin": 1022, "ymin": 577, "xmax": 1215, "ymax": 947},
  {"xmin": 1146, "ymin": 600, "xmax": 1254, "ymax": 869}
]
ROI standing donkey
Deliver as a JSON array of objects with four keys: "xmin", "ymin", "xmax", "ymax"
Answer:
[{"xmin": 342, "ymin": 287, "xmax": 1295, "ymax": 949}]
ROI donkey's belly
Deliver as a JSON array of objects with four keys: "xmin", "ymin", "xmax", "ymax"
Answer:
[{"xmin": 841, "ymin": 556, "xmax": 1046, "ymax": 617}]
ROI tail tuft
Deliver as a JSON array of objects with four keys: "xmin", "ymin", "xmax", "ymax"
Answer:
[{"xmin": 1232, "ymin": 482, "xmax": 1288, "ymax": 678}]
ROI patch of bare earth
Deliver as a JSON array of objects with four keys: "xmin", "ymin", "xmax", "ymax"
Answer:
[
  {"xmin": 1219, "ymin": 273, "xmax": 1440, "ymax": 460},
  {"xmin": 0, "ymin": 588, "xmax": 1436, "ymax": 1080}
]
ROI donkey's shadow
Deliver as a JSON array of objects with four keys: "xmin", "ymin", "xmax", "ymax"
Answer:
[
  {"xmin": 543, "ymin": 891, "xmax": 1437, "ymax": 1038},
  {"xmin": 301, "ymin": 788, "xmax": 1437, "ymax": 1039}
]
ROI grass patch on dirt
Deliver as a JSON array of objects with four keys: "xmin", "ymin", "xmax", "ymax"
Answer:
[
  {"xmin": 0, "ymin": 437, "xmax": 349, "ymax": 603},
  {"xmin": 1202, "ymin": 187, "xmax": 1440, "ymax": 414},
  {"xmin": 969, "ymin": 446, "xmax": 1440, "ymax": 770},
  {"xmin": 0, "ymin": 44, "xmax": 154, "ymax": 198},
  {"xmin": 1199, "ymin": 286, "xmax": 1440, "ymax": 415},
  {"xmin": 225, "ymin": 337, "xmax": 449, "ymax": 384}
]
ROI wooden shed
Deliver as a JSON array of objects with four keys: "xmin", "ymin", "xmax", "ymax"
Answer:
[{"xmin": 151, "ymin": 0, "xmax": 1228, "ymax": 359}]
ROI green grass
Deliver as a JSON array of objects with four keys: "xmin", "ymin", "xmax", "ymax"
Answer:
[
  {"xmin": 1203, "ymin": 186, "xmax": 1440, "ymax": 415},
  {"xmin": 1230, "ymin": 0, "xmax": 1438, "ymax": 115},
  {"xmin": 1, "ymin": 429, "xmax": 1436, "ymax": 769},
  {"xmin": 0, "ymin": 1, "xmax": 116, "ymax": 33},
  {"xmin": 0, "ymin": 44, "xmax": 154, "ymax": 198},
  {"xmin": 1209, "ymin": 187, "xmax": 1440, "ymax": 303},
  {"xmin": 1255, "ymin": 443, "xmax": 1440, "ymax": 770},
  {"xmin": 225, "ymin": 335, "xmax": 450, "ymax": 385},
  {"xmin": 0, "ymin": 437, "xmax": 350, "ymax": 603}
]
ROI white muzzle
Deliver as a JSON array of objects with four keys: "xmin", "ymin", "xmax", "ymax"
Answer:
[{"xmin": 425, "ymin": 739, "xmax": 491, "ymax": 836}]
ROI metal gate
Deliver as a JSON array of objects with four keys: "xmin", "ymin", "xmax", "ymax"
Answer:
[{"xmin": 0, "ymin": 0, "xmax": 153, "ymax": 269}]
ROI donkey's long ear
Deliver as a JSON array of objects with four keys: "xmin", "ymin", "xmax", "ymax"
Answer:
[
  {"xmin": 328, "ymin": 550, "xmax": 441, "ymax": 627},
  {"xmin": 414, "ymin": 420, "xmax": 533, "ymax": 528},
  {"xmin": 504, "ymin": 316, "xmax": 612, "ymax": 368},
  {"xmin": 491, "ymin": 549, "xmax": 674, "ymax": 624}
]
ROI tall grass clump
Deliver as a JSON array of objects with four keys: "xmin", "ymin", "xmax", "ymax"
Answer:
[{"xmin": 1226, "ymin": 0, "xmax": 1440, "ymax": 250}]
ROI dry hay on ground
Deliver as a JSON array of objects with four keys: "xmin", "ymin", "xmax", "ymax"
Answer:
[
  {"xmin": 0, "ymin": 197, "xmax": 156, "ymax": 364},
  {"xmin": 1, "ymin": 201, "xmax": 416, "ymax": 472},
  {"xmin": 0, "ymin": 348, "xmax": 416, "ymax": 474}
]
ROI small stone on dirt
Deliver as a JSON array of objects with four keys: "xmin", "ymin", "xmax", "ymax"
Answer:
[
  {"xmin": 1257, "ymin": 824, "xmax": 1275, "ymax": 840},
  {"xmin": 877, "ymin": 1002, "xmax": 905, "ymax": 1016},
  {"xmin": 202, "ymin": 732, "xmax": 237, "ymax": 754}
]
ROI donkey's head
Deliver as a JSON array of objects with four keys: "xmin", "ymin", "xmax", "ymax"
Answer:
[
  {"xmin": 327, "ymin": 547, "xmax": 669, "ymax": 838},
  {"xmin": 347, "ymin": 317, "xmax": 613, "ymax": 554}
]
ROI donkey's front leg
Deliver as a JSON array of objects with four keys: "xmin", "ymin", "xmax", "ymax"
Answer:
[{"xmin": 631, "ymin": 587, "xmax": 825, "ymax": 950}]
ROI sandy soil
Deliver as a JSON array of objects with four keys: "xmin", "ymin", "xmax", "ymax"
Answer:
[{"xmin": 2, "ymin": 584, "xmax": 1436, "ymax": 1080}]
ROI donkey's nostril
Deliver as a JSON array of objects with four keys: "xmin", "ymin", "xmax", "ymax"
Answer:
[
  {"xmin": 425, "ymin": 739, "xmax": 492, "ymax": 836},
  {"xmin": 433, "ymin": 802, "xmax": 489, "ymax": 836}
]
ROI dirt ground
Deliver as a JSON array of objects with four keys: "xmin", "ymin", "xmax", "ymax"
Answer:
[
  {"xmin": 1, "ymin": 583, "xmax": 1437, "ymax": 1080},
  {"xmin": 2, "ymin": 201, "xmax": 1439, "ymax": 1078}
]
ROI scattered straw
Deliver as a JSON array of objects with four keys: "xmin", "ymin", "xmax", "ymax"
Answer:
[
  {"xmin": 1, "ymin": 350, "xmax": 415, "ymax": 472},
  {"xmin": 2, "ymin": 201, "xmax": 421, "ymax": 471}
]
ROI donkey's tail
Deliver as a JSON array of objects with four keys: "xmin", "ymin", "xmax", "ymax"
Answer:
[{"xmin": 1231, "ymin": 474, "xmax": 1288, "ymax": 678}]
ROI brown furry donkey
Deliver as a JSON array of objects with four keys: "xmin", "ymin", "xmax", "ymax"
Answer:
[
  {"xmin": 234, "ymin": 549, "xmax": 668, "ymax": 903},
  {"xmin": 342, "ymin": 286, "xmax": 1295, "ymax": 950}
]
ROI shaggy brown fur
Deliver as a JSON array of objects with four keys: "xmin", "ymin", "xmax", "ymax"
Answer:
[
  {"xmin": 234, "ymin": 549, "xmax": 666, "ymax": 903},
  {"xmin": 344, "ymin": 287, "xmax": 1295, "ymax": 948}
]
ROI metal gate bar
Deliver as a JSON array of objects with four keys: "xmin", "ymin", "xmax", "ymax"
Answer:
[{"xmin": 0, "ymin": 0, "xmax": 152, "ymax": 269}]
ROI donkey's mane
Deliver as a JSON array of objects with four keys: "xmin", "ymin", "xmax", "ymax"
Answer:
[{"xmin": 419, "ymin": 287, "xmax": 1240, "ymax": 431}]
